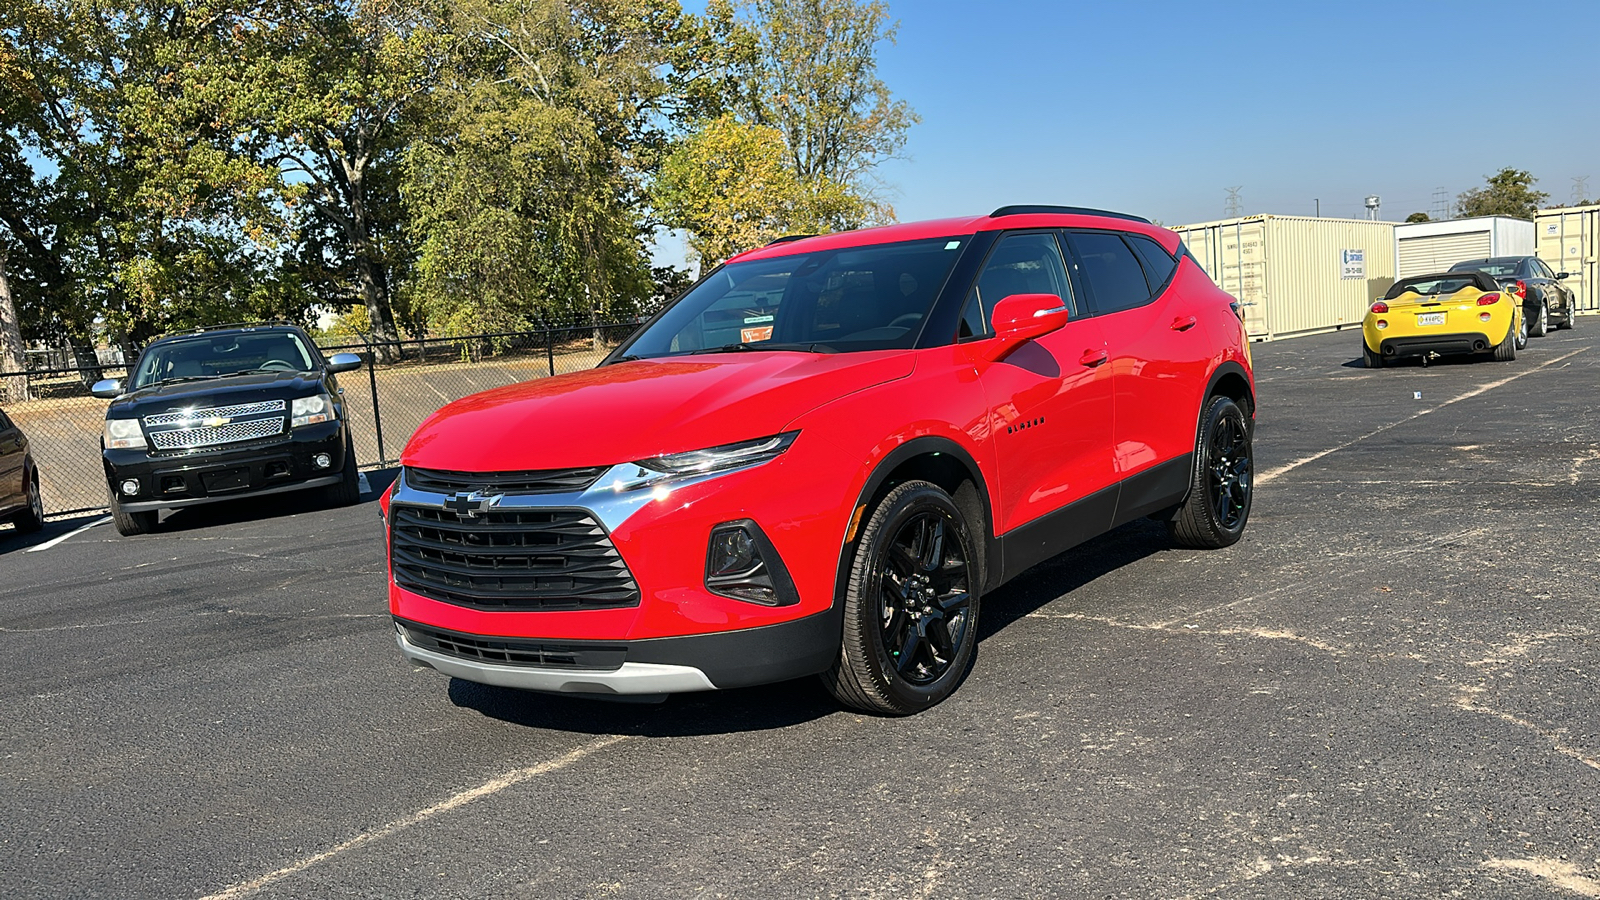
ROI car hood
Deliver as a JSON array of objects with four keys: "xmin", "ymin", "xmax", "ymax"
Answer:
[
  {"xmin": 403, "ymin": 351, "xmax": 916, "ymax": 471},
  {"xmin": 109, "ymin": 371, "xmax": 327, "ymax": 417}
]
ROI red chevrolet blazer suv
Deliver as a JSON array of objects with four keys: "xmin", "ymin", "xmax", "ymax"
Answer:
[{"xmin": 382, "ymin": 206, "xmax": 1256, "ymax": 715}]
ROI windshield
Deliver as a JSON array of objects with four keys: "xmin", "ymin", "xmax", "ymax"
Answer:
[
  {"xmin": 1450, "ymin": 260, "xmax": 1520, "ymax": 278},
  {"xmin": 131, "ymin": 331, "xmax": 318, "ymax": 389},
  {"xmin": 620, "ymin": 236, "xmax": 967, "ymax": 359}
]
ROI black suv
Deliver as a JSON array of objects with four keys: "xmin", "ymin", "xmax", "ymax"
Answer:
[{"xmin": 92, "ymin": 324, "xmax": 364, "ymax": 535}]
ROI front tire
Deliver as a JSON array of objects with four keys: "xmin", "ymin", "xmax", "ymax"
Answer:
[
  {"xmin": 824, "ymin": 480, "xmax": 981, "ymax": 716},
  {"xmin": 1170, "ymin": 395, "xmax": 1253, "ymax": 549},
  {"xmin": 1532, "ymin": 302, "xmax": 1549, "ymax": 337},
  {"xmin": 110, "ymin": 493, "xmax": 157, "ymax": 536},
  {"xmin": 323, "ymin": 438, "xmax": 361, "ymax": 507},
  {"xmin": 14, "ymin": 471, "xmax": 44, "ymax": 534}
]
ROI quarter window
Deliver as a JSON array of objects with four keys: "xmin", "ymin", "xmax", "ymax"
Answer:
[
  {"xmin": 1068, "ymin": 231, "xmax": 1153, "ymax": 314},
  {"xmin": 958, "ymin": 232, "xmax": 1073, "ymax": 339},
  {"xmin": 1127, "ymin": 234, "xmax": 1178, "ymax": 294}
]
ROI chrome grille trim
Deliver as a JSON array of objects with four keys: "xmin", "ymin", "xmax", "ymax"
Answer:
[
  {"xmin": 144, "ymin": 399, "xmax": 285, "ymax": 427},
  {"xmin": 149, "ymin": 418, "xmax": 286, "ymax": 450}
]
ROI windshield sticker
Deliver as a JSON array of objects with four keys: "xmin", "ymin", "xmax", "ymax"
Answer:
[
  {"xmin": 945, "ymin": 241, "xmax": 961, "ymax": 250},
  {"xmin": 741, "ymin": 326, "xmax": 774, "ymax": 343},
  {"xmin": 743, "ymin": 315, "xmax": 775, "ymax": 324}
]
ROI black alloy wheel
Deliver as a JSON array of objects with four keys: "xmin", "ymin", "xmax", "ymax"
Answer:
[
  {"xmin": 1170, "ymin": 395, "xmax": 1253, "ymax": 549},
  {"xmin": 825, "ymin": 480, "xmax": 981, "ymax": 715}
]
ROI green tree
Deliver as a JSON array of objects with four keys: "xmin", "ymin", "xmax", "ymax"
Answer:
[
  {"xmin": 732, "ymin": 0, "xmax": 916, "ymax": 221},
  {"xmin": 404, "ymin": 0, "xmax": 701, "ymax": 332},
  {"xmin": 1405, "ymin": 211, "xmax": 1431, "ymax": 223},
  {"xmin": 653, "ymin": 113, "xmax": 862, "ymax": 268},
  {"xmin": 1456, "ymin": 168, "xmax": 1548, "ymax": 219}
]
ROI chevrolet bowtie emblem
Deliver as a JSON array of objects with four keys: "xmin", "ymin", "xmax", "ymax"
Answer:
[
  {"xmin": 446, "ymin": 490, "xmax": 503, "ymax": 518},
  {"xmin": 203, "ymin": 416, "xmax": 231, "ymax": 427}
]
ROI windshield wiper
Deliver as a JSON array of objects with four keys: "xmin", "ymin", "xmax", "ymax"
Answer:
[
  {"xmin": 687, "ymin": 342, "xmax": 834, "ymax": 355},
  {"xmin": 152, "ymin": 375, "xmax": 214, "ymax": 386},
  {"xmin": 226, "ymin": 367, "xmax": 298, "ymax": 376}
]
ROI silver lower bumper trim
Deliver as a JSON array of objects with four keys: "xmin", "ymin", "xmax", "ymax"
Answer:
[{"xmin": 396, "ymin": 636, "xmax": 717, "ymax": 695}]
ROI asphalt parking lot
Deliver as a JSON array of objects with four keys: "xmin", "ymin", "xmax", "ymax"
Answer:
[{"xmin": 3, "ymin": 325, "xmax": 1597, "ymax": 899}]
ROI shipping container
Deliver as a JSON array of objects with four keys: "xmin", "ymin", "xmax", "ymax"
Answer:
[
  {"xmin": 1170, "ymin": 215, "xmax": 1396, "ymax": 340},
  {"xmin": 1393, "ymin": 216, "xmax": 1535, "ymax": 278},
  {"xmin": 1535, "ymin": 206, "xmax": 1599, "ymax": 314}
]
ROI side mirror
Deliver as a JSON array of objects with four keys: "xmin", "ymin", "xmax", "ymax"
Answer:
[
  {"xmin": 987, "ymin": 293, "xmax": 1070, "ymax": 361},
  {"xmin": 1556, "ymin": 271, "xmax": 1571, "ymax": 280},
  {"xmin": 325, "ymin": 352, "xmax": 364, "ymax": 374},
  {"xmin": 91, "ymin": 378, "xmax": 123, "ymax": 399}
]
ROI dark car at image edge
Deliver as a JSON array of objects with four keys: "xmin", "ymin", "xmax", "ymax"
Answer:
[
  {"xmin": 92, "ymin": 324, "xmax": 365, "ymax": 536},
  {"xmin": 0, "ymin": 406, "xmax": 45, "ymax": 539}
]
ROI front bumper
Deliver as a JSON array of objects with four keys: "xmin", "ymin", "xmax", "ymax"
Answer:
[
  {"xmin": 394, "ymin": 608, "xmax": 841, "ymax": 694},
  {"xmin": 105, "ymin": 421, "xmax": 348, "ymax": 512}
]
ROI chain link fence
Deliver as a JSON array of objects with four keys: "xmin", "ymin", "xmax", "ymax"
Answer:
[{"xmin": 0, "ymin": 321, "xmax": 642, "ymax": 518}]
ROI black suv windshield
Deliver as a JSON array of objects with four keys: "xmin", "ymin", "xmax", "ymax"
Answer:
[
  {"xmin": 622, "ymin": 236, "xmax": 967, "ymax": 359},
  {"xmin": 131, "ymin": 331, "xmax": 319, "ymax": 389}
]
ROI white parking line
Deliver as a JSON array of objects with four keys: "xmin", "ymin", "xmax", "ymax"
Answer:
[
  {"xmin": 1258, "ymin": 349, "xmax": 1587, "ymax": 486},
  {"xmin": 198, "ymin": 733, "xmax": 630, "ymax": 900},
  {"xmin": 25, "ymin": 516, "xmax": 112, "ymax": 553}
]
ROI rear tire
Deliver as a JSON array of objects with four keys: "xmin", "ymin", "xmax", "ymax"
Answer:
[
  {"xmin": 1559, "ymin": 308, "xmax": 1575, "ymax": 330},
  {"xmin": 323, "ymin": 439, "xmax": 361, "ymax": 507},
  {"xmin": 1532, "ymin": 302, "xmax": 1549, "ymax": 337},
  {"xmin": 110, "ymin": 494, "xmax": 157, "ymax": 536},
  {"xmin": 14, "ymin": 472, "xmax": 44, "ymax": 534},
  {"xmin": 1170, "ymin": 395, "xmax": 1253, "ymax": 549},
  {"xmin": 1493, "ymin": 318, "xmax": 1519, "ymax": 361},
  {"xmin": 1362, "ymin": 342, "xmax": 1385, "ymax": 368},
  {"xmin": 823, "ymin": 480, "xmax": 981, "ymax": 716}
]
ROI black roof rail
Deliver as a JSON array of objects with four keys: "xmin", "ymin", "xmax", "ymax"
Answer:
[
  {"xmin": 989, "ymin": 205, "xmax": 1151, "ymax": 224},
  {"xmin": 766, "ymin": 234, "xmax": 816, "ymax": 245}
]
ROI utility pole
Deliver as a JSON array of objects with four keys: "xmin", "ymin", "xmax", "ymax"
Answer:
[
  {"xmin": 1573, "ymin": 175, "xmax": 1591, "ymax": 206},
  {"xmin": 1314, "ymin": 198, "xmax": 1320, "ymax": 218},
  {"xmin": 1431, "ymin": 186, "xmax": 1449, "ymax": 220},
  {"xmin": 1224, "ymin": 186, "xmax": 1242, "ymax": 218}
]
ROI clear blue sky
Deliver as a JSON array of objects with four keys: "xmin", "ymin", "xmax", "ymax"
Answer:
[{"xmin": 870, "ymin": 0, "xmax": 1599, "ymax": 225}]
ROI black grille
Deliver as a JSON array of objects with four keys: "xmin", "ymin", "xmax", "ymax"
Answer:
[
  {"xmin": 390, "ymin": 505, "xmax": 640, "ymax": 610},
  {"xmin": 398, "ymin": 620, "xmax": 625, "ymax": 670},
  {"xmin": 404, "ymin": 465, "xmax": 607, "ymax": 495}
]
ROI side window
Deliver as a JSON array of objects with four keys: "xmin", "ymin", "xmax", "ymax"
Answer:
[
  {"xmin": 1067, "ymin": 231, "xmax": 1154, "ymax": 315},
  {"xmin": 0, "ymin": 410, "xmax": 11, "ymax": 430},
  {"xmin": 957, "ymin": 232, "xmax": 1073, "ymax": 339},
  {"xmin": 1127, "ymin": 234, "xmax": 1178, "ymax": 294},
  {"xmin": 1534, "ymin": 259, "xmax": 1556, "ymax": 279}
]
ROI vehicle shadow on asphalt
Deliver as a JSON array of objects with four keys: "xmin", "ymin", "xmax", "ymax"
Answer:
[
  {"xmin": 0, "ymin": 510, "xmax": 110, "ymax": 556},
  {"xmin": 153, "ymin": 466, "xmax": 399, "ymax": 534},
  {"xmin": 449, "ymin": 517, "xmax": 1175, "ymax": 736}
]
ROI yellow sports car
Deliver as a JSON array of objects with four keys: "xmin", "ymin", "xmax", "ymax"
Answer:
[{"xmin": 1362, "ymin": 270, "xmax": 1526, "ymax": 368}]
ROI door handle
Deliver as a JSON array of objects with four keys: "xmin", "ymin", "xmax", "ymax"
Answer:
[
  {"xmin": 1078, "ymin": 349, "xmax": 1108, "ymax": 368},
  {"xmin": 1170, "ymin": 315, "xmax": 1198, "ymax": 332}
]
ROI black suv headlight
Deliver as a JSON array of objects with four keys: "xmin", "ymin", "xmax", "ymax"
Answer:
[{"xmin": 291, "ymin": 393, "xmax": 336, "ymax": 427}]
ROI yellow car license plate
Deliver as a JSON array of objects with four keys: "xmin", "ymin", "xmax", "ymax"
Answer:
[{"xmin": 1417, "ymin": 312, "xmax": 1446, "ymax": 326}]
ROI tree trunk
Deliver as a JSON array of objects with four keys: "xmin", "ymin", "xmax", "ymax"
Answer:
[
  {"xmin": 67, "ymin": 332, "xmax": 104, "ymax": 389},
  {"xmin": 0, "ymin": 253, "xmax": 31, "ymax": 403},
  {"xmin": 341, "ymin": 163, "xmax": 402, "ymax": 364}
]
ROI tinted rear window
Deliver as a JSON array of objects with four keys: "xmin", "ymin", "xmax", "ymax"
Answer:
[
  {"xmin": 1127, "ymin": 234, "xmax": 1178, "ymax": 293},
  {"xmin": 1069, "ymin": 232, "xmax": 1152, "ymax": 314}
]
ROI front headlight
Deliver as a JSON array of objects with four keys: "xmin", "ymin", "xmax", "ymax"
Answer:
[
  {"xmin": 606, "ymin": 432, "xmax": 798, "ymax": 492},
  {"xmin": 104, "ymin": 418, "xmax": 147, "ymax": 450},
  {"xmin": 291, "ymin": 393, "xmax": 336, "ymax": 427}
]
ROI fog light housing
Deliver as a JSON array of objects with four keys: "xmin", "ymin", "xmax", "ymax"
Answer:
[
  {"xmin": 313, "ymin": 453, "xmax": 332, "ymax": 469},
  {"xmin": 704, "ymin": 520, "xmax": 799, "ymax": 606},
  {"xmin": 1375, "ymin": 319, "xmax": 1388, "ymax": 329},
  {"xmin": 120, "ymin": 479, "xmax": 140, "ymax": 497},
  {"xmin": 1479, "ymin": 312, "xmax": 1492, "ymax": 322}
]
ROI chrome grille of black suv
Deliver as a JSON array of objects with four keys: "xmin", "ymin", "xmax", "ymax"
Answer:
[
  {"xmin": 397, "ymin": 621, "xmax": 626, "ymax": 670},
  {"xmin": 404, "ymin": 466, "xmax": 607, "ymax": 495},
  {"xmin": 389, "ymin": 506, "xmax": 640, "ymax": 610}
]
